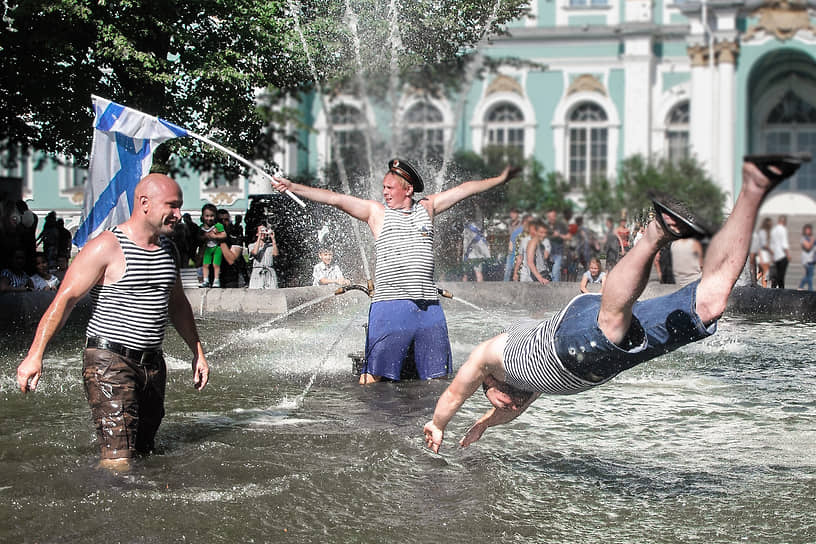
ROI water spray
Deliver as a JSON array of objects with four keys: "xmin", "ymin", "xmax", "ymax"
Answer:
[
  {"xmin": 287, "ymin": 0, "xmax": 372, "ymax": 281},
  {"xmin": 434, "ymin": 0, "xmax": 504, "ymax": 192},
  {"xmin": 344, "ymin": 0, "xmax": 378, "ymax": 200}
]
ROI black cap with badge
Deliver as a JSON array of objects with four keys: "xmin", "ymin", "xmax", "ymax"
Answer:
[{"xmin": 388, "ymin": 158, "xmax": 424, "ymax": 193}]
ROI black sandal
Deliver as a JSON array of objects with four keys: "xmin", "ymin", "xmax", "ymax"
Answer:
[
  {"xmin": 743, "ymin": 152, "xmax": 812, "ymax": 186},
  {"xmin": 650, "ymin": 191, "xmax": 712, "ymax": 240}
]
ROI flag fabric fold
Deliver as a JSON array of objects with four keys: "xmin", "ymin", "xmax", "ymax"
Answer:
[{"xmin": 73, "ymin": 95, "xmax": 188, "ymax": 247}]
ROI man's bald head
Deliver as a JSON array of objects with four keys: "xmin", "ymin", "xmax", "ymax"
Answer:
[
  {"xmin": 130, "ymin": 173, "xmax": 183, "ymax": 237},
  {"xmin": 135, "ymin": 173, "xmax": 181, "ymax": 201}
]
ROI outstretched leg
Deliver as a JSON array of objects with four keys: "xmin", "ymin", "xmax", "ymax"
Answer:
[
  {"xmin": 597, "ymin": 219, "xmax": 672, "ymax": 345},
  {"xmin": 695, "ymin": 162, "xmax": 776, "ymax": 324}
]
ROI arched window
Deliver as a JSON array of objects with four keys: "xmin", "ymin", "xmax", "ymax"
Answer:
[
  {"xmin": 329, "ymin": 103, "xmax": 368, "ymax": 181},
  {"xmin": 665, "ymin": 101, "xmax": 690, "ymax": 164},
  {"xmin": 402, "ymin": 101, "xmax": 445, "ymax": 164},
  {"xmin": 484, "ymin": 102, "xmax": 525, "ymax": 166},
  {"xmin": 567, "ymin": 102, "xmax": 608, "ymax": 189},
  {"xmin": 764, "ymin": 90, "xmax": 816, "ymax": 192}
]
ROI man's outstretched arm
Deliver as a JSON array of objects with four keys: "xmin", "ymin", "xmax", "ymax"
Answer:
[
  {"xmin": 273, "ymin": 176, "xmax": 382, "ymax": 230},
  {"xmin": 427, "ymin": 165, "xmax": 521, "ymax": 217},
  {"xmin": 423, "ymin": 336, "xmax": 505, "ymax": 453}
]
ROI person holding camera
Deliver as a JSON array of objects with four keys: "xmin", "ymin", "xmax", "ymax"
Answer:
[{"xmin": 248, "ymin": 224, "xmax": 279, "ymax": 289}]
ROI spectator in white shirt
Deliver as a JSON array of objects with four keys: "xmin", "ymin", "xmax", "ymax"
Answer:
[{"xmin": 769, "ymin": 215, "xmax": 790, "ymax": 288}]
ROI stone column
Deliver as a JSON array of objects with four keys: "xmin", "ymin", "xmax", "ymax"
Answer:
[
  {"xmin": 622, "ymin": 33, "xmax": 654, "ymax": 158},
  {"xmin": 716, "ymin": 40, "xmax": 740, "ymax": 208},
  {"xmin": 688, "ymin": 43, "xmax": 714, "ymax": 173}
]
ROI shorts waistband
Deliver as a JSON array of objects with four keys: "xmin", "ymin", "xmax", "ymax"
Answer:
[{"xmin": 85, "ymin": 336, "xmax": 163, "ymax": 366}]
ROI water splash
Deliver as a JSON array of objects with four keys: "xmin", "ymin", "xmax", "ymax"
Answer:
[
  {"xmin": 344, "ymin": 0, "xmax": 378, "ymax": 200},
  {"xmin": 204, "ymin": 291, "xmax": 338, "ymax": 358},
  {"xmin": 447, "ymin": 295, "xmax": 485, "ymax": 312},
  {"xmin": 287, "ymin": 0, "xmax": 372, "ymax": 279},
  {"xmin": 386, "ymin": 0, "xmax": 403, "ymax": 158}
]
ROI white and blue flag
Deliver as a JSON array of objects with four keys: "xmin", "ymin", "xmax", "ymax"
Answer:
[{"xmin": 73, "ymin": 95, "xmax": 188, "ymax": 247}]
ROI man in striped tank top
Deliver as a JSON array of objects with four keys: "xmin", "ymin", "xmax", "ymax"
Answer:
[
  {"xmin": 274, "ymin": 160, "xmax": 520, "ymax": 384},
  {"xmin": 17, "ymin": 174, "xmax": 210, "ymax": 470},
  {"xmin": 424, "ymin": 154, "xmax": 808, "ymax": 453}
]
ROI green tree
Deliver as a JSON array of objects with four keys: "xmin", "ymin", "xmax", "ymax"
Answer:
[
  {"xmin": 582, "ymin": 155, "xmax": 726, "ymax": 227},
  {"xmin": 0, "ymin": 0, "xmax": 529, "ymax": 175},
  {"xmin": 504, "ymin": 159, "xmax": 573, "ymax": 215},
  {"xmin": 1, "ymin": 0, "xmax": 313, "ymax": 172}
]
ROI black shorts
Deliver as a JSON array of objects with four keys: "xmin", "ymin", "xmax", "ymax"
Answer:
[{"xmin": 82, "ymin": 347, "xmax": 166, "ymax": 459}]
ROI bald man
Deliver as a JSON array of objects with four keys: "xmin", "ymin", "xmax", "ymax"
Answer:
[{"xmin": 17, "ymin": 174, "xmax": 209, "ymax": 470}]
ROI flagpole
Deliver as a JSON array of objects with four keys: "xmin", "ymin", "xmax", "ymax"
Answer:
[{"xmin": 186, "ymin": 130, "xmax": 306, "ymax": 208}]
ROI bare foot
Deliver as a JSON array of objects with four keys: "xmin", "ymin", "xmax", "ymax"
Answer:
[
  {"xmin": 358, "ymin": 373, "xmax": 381, "ymax": 385},
  {"xmin": 98, "ymin": 458, "xmax": 131, "ymax": 472}
]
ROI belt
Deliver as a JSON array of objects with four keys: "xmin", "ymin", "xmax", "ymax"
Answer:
[{"xmin": 84, "ymin": 336, "xmax": 163, "ymax": 366}]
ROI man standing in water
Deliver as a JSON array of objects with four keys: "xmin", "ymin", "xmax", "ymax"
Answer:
[
  {"xmin": 274, "ymin": 160, "xmax": 520, "ymax": 384},
  {"xmin": 17, "ymin": 174, "xmax": 209, "ymax": 470},
  {"xmin": 423, "ymin": 154, "xmax": 808, "ymax": 453}
]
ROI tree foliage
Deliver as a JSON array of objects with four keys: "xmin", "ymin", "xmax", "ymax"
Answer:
[
  {"xmin": 504, "ymin": 159, "xmax": 573, "ymax": 215},
  {"xmin": 0, "ymin": 0, "xmax": 529, "ymax": 175},
  {"xmin": 1, "ymin": 0, "xmax": 311, "ymax": 171},
  {"xmin": 582, "ymin": 155, "xmax": 726, "ymax": 227}
]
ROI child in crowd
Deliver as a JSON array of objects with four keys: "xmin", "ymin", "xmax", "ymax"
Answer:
[
  {"xmin": 199, "ymin": 203, "xmax": 226, "ymax": 288},
  {"xmin": 580, "ymin": 257, "xmax": 606, "ymax": 293},
  {"xmin": 51, "ymin": 254, "xmax": 69, "ymax": 282},
  {"xmin": 31, "ymin": 252, "xmax": 59, "ymax": 291},
  {"xmin": 312, "ymin": 247, "xmax": 349, "ymax": 286},
  {"xmin": 0, "ymin": 247, "xmax": 33, "ymax": 292}
]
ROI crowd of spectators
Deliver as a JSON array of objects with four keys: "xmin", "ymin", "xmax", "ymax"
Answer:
[
  {"xmin": 469, "ymin": 205, "xmax": 716, "ymax": 292},
  {"xmin": 0, "ymin": 197, "xmax": 70, "ymax": 293},
  {"xmin": 494, "ymin": 206, "xmax": 605, "ymax": 287},
  {"xmin": 4, "ymin": 193, "xmax": 811, "ymax": 294},
  {"xmin": 169, "ymin": 205, "xmax": 349, "ymax": 290}
]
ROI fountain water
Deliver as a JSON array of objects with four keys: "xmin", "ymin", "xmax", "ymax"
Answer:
[{"xmin": 1, "ymin": 293, "xmax": 814, "ymax": 543}]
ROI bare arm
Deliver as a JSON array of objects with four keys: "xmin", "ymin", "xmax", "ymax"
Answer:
[
  {"xmin": 168, "ymin": 277, "xmax": 208, "ymax": 391},
  {"xmin": 273, "ymin": 176, "xmax": 383, "ymax": 233},
  {"xmin": 17, "ymin": 234, "xmax": 115, "ymax": 392},
  {"xmin": 580, "ymin": 273, "xmax": 589, "ymax": 293},
  {"xmin": 218, "ymin": 242, "xmax": 243, "ymax": 265},
  {"xmin": 423, "ymin": 335, "xmax": 505, "ymax": 453},
  {"xmin": 426, "ymin": 165, "xmax": 520, "ymax": 217}
]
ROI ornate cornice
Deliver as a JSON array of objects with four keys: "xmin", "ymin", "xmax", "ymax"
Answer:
[
  {"xmin": 743, "ymin": 1, "xmax": 816, "ymax": 42},
  {"xmin": 566, "ymin": 74, "xmax": 607, "ymax": 96},
  {"xmin": 687, "ymin": 44, "xmax": 711, "ymax": 67},
  {"xmin": 715, "ymin": 40, "xmax": 740, "ymax": 64},
  {"xmin": 485, "ymin": 75, "xmax": 524, "ymax": 97}
]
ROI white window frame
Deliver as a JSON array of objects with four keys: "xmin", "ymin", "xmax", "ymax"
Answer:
[
  {"xmin": 553, "ymin": 90, "xmax": 619, "ymax": 190},
  {"xmin": 471, "ymin": 91, "xmax": 536, "ymax": 160}
]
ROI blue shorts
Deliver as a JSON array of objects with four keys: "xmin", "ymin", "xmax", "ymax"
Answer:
[
  {"xmin": 554, "ymin": 280, "xmax": 716, "ymax": 382},
  {"xmin": 364, "ymin": 300, "xmax": 452, "ymax": 381}
]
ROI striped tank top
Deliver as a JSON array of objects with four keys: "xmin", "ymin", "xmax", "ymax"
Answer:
[
  {"xmin": 373, "ymin": 201, "xmax": 438, "ymax": 302},
  {"xmin": 502, "ymin": 304, "xmax": 611, "ymax": 394},
  {"xmin": 86, "ymin": 227, "xmax": 179, "ymax": 350}
]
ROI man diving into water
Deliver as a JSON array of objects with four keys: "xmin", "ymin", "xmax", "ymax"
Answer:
[{"xmin": 424, "ymin": 153, "xmax": 810, "ymax": 453}]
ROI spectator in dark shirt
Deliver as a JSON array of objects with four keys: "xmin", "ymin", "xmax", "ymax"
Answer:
[
  {"xmin": 604, "ymin": 217, "xmax": 623, "ymax": 271},
  {"xmin": 0, "ymin": 247, "xmax": 33, "ymax": 292},
  {"xmin": 56, "ymin": 218, "xmax": 72, "ymax": 260}
]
